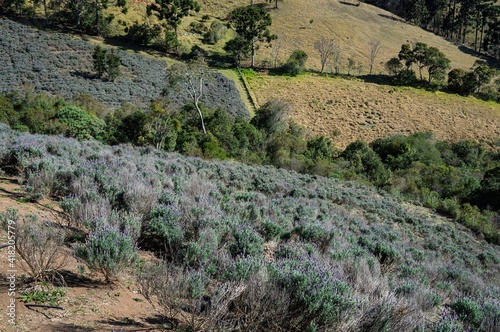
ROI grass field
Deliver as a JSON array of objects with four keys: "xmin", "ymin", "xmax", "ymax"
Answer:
[
  {"xmin": 113, "ymin": 0, "xmax": 481, "ymax": 73},
  {"xmin": 246, "ymin": 72, "xmax": 500, "ymax": 149}
]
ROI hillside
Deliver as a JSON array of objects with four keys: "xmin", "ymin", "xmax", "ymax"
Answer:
[
  {"xmin": 0, "ymin": 18, "xmax": 248, "ymax": 117},
  {"xmin": 194, "ymin": 0, "xmax": 481, "ymax": 73},
  {"xmin": 246, "ymin": 73, "xmax": 500, "ymax": 149},
  {"xmin": 0, "ymin": 125, "xmax": 499, "ymax": 331}
]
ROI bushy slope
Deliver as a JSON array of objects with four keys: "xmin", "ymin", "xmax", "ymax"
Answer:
[
  {"xmin": 0, "ymin": 124, "xmax": 498, "ymax": 331},
  {"xmin": 0, "ymin": 18, "xmax": 248, "ymax": 117}
]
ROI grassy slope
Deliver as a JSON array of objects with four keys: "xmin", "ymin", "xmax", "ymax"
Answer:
[
  {"xmin": 199, "ymin": 0, "xmax": 479, "ymax": 72},
  {"xmin": 246, "ymin": 73, "xmax": 500, "ymax": 148},
  {"xmin": 114, "ymin": 0, "xmax": 481, "ymax": 72}
]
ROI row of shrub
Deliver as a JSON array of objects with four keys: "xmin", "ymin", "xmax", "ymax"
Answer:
[
  {"xmin": 0, "ymin": 123, "xmax": 499, "ymax": 331},
  {"xmin": 1, "ymin": 90, "xmax": 498, "ymax": 243}
]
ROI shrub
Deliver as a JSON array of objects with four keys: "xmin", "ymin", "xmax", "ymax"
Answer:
[
  {"xmin": 448, "ymin": 68, "xmax": 476, "ymax": 95},
  {"xmin": 92, "ymin": 46, "xmax": 121, "ymax": 81},
  {"xmin": 204, "ymin": 20, "xmax": 227, "ymax": 44},
  {"xmin": 56, "ymin": 106, "xmax": 105, "ymax": 140},
  {"xmin": 270, "ymin": 257, "xmax": 355, "ymax": 329},
  {"xmin": 125, "ymin": 22, "xmax": 161, "ymax": 46},
  {"xmin": 76, "ymin": 225, "xmax": 137, "ymax": 282},
  {"xmin": 451, "ymin": 298, "xmax": 484, "ymax": 328},
  {"xmin": 230, "ymin": 223, "xmax": 264, "ymax": 257},
  {"xmin": 281, "ymin": 49, "xmax": 308, "ymax": 76},
  {"xmin": 141, "ymin": 203, "xmax": 184, "ymax": 260},
  {"xmin": 14, "ymin": 214, "xmax": 67, "ymax": 280}
]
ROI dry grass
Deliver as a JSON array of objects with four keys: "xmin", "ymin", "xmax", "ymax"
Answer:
[
  {"xmin": 113, "ymin": 0, "xmax": 482, "ymax": 73},
  {"xmin": 246, "ymin": 73, "xmax": 500, "ymax": 149}
]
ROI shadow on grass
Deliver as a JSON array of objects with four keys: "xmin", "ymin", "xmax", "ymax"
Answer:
[
  {"xmin": 378, "ymin": 14, "xmax": 406, "ymax": 23},
  {"xmin": 339, "ymin": 1, "xmax": 361, "ymax": 6}
]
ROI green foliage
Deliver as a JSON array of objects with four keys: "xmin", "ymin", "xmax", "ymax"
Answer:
[
  {"xmin": 204, "ymin": 20, "xmax": 227, "ymax": 44},
  {"xmin": 282, "ymin": 49, "xmax": 308, "ymax": 76},
  {"xmin": 0, "ymin": 96, "xmax": 19, "ymax": 126},
  {"xmin": 341, "ymin": 140, "xmax": 392, "ymax": 186},
  {"xmin": 470, "ymin": 166, "xmax": 500, "ymax": 210},
  {"xmin": 92, "ymin": 46, "xmax": 107, "ymax": 77},
  {"xmin": 451, "ymin": 298, "xmax": 484, "ymax": 328},
  {"xmin": 228, "ymin": 4, "xmax": 277, "ymax": 67},
  {"xmin": 395, "ymin": 42, "xmax": 450, "ymax": 83},
  {"xmin": 142, "ymin": 204, "xmax": 184, "ymax": 260},
  {"xmin": 251, "ymin": 99, "xmax": 289, "ymax": 135},
  {"xmin": 76, "ymin": 226, "xmax": 137, "ymax": 282},
  {"xmin": 92, "ymin": 46, "xmax": 121, "ymax": 81},
  {"xmin": 20, "ymin": 287, "xmax": 66, "ymax": 306},
  {"xmin": 125, "ymin": 22, "xmax": 162, "ymax": 46},
  {"xmin": 385, "ymin": 57, "xmax": 404, "ymax": 76},
  {"xmin": 224, "ymin": 36, "xmax": 251, "ymax": 66},
  {"xmin": 270, "ymin": 258, "xmax": 355, "ymax": 327},
  {"xmin": 231, "ymin": 223, "xmax": 264, "ymax": 257},
  {"xmin": 358, "ymin": 236, "xmax": 402, "ymax": 264},
  {"xmin": 448, "ymin": 68, "xmax": 476, "ymax": 95},
  {"xmin": 147, "ymin": 0, "xmax": 201, "ymax": 48},
  {"xmin": 56, "ymin": 106, "xmax": 105, "ymax": 140}
]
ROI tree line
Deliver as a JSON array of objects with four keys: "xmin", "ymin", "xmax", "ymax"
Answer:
[{"xmin": 368, "ymin": 0, "xmax": 500, "ymax": 58}]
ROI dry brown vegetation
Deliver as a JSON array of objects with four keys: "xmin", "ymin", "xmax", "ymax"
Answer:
[
  {"xmin": 193, "ymin": 0, "xmax": 480, "ymax": 73},
  {"xmin": 246, "ymin": 73, "xmax": 500, "ymax": 149}
]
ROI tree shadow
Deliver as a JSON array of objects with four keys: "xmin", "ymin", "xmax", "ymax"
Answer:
[
  {"xmin": 378, "ymin": 14, "xmax": 406, "ymax": 23},
  {"xmin": 97, "ymin": 317, "xmax": 148, "ymax": 329},
  {"xmin": 39, "ymin": 323, "xmax": 95, "ymax": 332},
  {"xmin": 56, "ymin": 270, "xmax": 102, "ymax": 288},
  {"xmin": 70, "ymin": 71, "xmax": 98, "ymax": 80},
  {"xmin": 458, "ymin": 45, "xmax": 500, "ymax": 69},
  {"xmin": 143, "ymin": 314, "xmax": 178, "ymax": 329},
  {"xmin": 339, "ymin": 1, "xmax": 361, "ymax": 7}
]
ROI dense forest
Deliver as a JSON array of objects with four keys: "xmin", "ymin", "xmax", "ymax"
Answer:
[{"xmin": 368, "ymin": 0, "xmax": 500, "ymax": 58}]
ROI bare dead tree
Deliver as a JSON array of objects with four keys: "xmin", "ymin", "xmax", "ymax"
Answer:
[
  {"xmin": 333, "ymin": 46, "xmax": 343, "ymax": 74},
  {"xmin": 166, "ymin": 58, "xmax": 209, "ymax": 134},
  {"xmin": 369, "ymin": 40, "xmax": 382, "ymax": 75},
  {"xmin": 315, "ymin": 36, "xmax": 336, "ymax": 73}
]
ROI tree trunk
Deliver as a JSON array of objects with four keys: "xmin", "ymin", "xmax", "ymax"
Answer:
[
  {"xmin": 195, "ymin": 78, "xmax": 206, "ymax": 134},
  {"xmin": 43, "ymin": 0, "xmax": 49, "ymax": 26},
  {"xmin": 251, "ymin": 39, "xmax": 255, "ymax": 68}
]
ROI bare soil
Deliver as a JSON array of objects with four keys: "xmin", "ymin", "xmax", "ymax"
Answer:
[{"xmin": 0, "ymin": 178, "xmax": 162, "ymax": 332}]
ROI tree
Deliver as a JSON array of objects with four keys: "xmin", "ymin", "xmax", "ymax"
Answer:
[
  {"xmin": 67, "ymin": 0, "xmax": 126, "ymax": 34},
  {"xmin": 224, "ymin": 36, "xmax": 251, "ymax": 67},
  {"xmin": 333, "ymin": 47, "xmax": 343, "ymax": 74},
  {"xmin": 385, "ymin": 57, "xmax": 403, "ymax": 76},
  {"xmin": 424, "ymin": 46, "xmax": 450, "ymax": 82},
  {"xmin": 92, "ymin": 46, "xmax": 121, "ymax": 81},
  {"xmin": 147, "ymin": 0, "xmax": 201, "ymax": 51},
  {"xmin": 369, "ymin": 40, "xmax": 381, "ymax": 75},
  {"xmin": 282, "ymin": 49, "xmax": 308, "ymax": 76},
  {"xmin": 412, "ymin": 42, "xmax": 429, "ymax": 80},
  {"xmin": 106, "ymin": 50, "xmax": 121, "ymax": 81},
  {"xmin": 448, "ymin": 68, "xmax": 476, "ymax": 95},
  {"xmin": 267, "ymin": 0, "xmax": 282, "ymax": 9},
  {"xmin": 92, "ymin": 46, "xmax": 107, "ymax": 77},
  {"xmin": 347, "ymin": 57, "xmax": 356, "ymax": 75},
  {"xmin": 398, "ymin": 43, "xmax": 414, "ymax": 69},
  {"xmin": 315, "ymin": 37, "xmax": 335, "ymax": 74},
  {"xmin": 165, "ymin": 59, "xmax": 209, "ymax": 134},
  {"xmin": 228, "ymin": 5, "xmax": 277, "ymax": 68}
]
